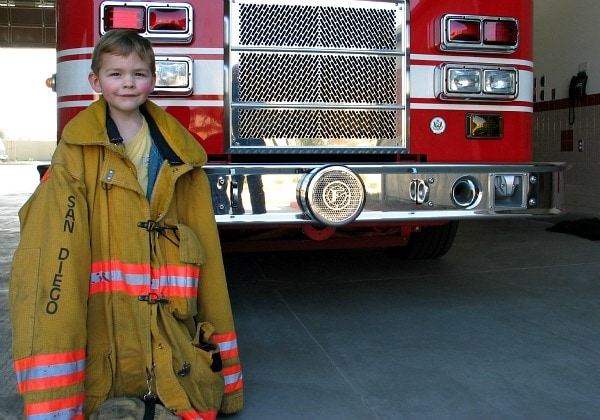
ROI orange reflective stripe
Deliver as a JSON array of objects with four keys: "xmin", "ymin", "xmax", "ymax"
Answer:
[
  {"xmin": 89, "ymin": 279, "xmax": 148, "ymax": 295},
  {"xmin": 89, "ymin": 260, "xmax": 200, "ymax": 297},
  {"xmin": 213, "ymin": 332, "xmax": 239, "ymax": 360},
  {"xmin": 223, "ymin": 364, "xmax": 243, "ymax": 394},
  {"xmin": 212, "ymin": 331, "xmax": 236, "ymax": 343},
  {"xmin": 156, "ymin": 264, "xmax": 200, "ymax": 278},
  {"xmin": 155, "ymin": 265, "xmax": 200, "ymax": 298},
  {"xmin": 14, "ymin": 349, "xmax": 86, "ymax": 372},
  {"xmin": 90, "ymin": 260, "xmax": 150, "ymax": 295},
  {"xmin": 18, "ymin": 370, "xmax": 85, "ymax": 393},
  {"xmin": 25, "ymin": 392, "xmax": 85, "ymax": 418},
  {"xmin": 220, "ymin": 346, "xmax": 239, "ymax": 360},
  {"xmin": 14, "ymin": 349, "xmax": 86, "ymax": 394},
  {"xmin": 178, "ymin": 409, "xmax": 217, "ymax": 420}
]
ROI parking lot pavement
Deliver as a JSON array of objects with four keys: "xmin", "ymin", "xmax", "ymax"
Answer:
[{"xmin": 2, "ymin": 162, "xmax": 600, "ymax": 419}]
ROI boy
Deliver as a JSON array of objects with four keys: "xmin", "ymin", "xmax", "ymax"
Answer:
[{"xmin": 9, "ymin": 29, "xmax": 243, "ymax": 419}]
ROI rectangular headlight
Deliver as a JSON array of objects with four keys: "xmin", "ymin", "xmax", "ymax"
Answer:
[
  {"xmin": 447, "ymin": 68, "xmax": 481, "ymax": 93},
  {"xmin": 484, "ymin": 69, "xmax": 517, "ymax": 95},
  {"xmin": 153, "ymin": 57, "xmax": 193, "ymax": 95}
]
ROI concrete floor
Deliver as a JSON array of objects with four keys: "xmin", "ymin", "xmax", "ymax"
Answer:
[{"xmin": 1, "ymin": 163, "xmax": 600, "ymax": 419}]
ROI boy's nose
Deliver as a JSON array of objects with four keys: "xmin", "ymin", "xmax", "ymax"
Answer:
[{"xmin": 123, "ymin": 75, "xmax": 135, "ymax": 87}]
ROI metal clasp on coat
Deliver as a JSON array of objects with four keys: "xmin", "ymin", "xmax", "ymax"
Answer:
[{"xmin": 138, "ymin": 293, "xmax": 170, "ymax": 304}]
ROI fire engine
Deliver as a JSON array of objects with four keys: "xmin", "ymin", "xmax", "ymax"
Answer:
[{"xmin": 48, "ymin": 0, "xmax": 565, "ymax": 257}]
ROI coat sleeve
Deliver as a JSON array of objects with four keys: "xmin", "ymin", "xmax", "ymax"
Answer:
[
  {"xmin": 9, "ymin": 158, "xmax": 91, "ymax": 419},
  {"xmin": 177, "ymin": 168, "xmax": 244, "ymax": 415}
]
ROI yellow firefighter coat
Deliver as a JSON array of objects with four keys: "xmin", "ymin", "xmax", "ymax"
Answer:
[{"xmin": 9, "ymin": 97, "xmax": 243, "ymax": 419}]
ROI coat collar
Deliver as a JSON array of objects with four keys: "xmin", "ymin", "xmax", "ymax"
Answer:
[{"xmin": 61, "ymin": 96, "xmax": 208, "ymax": 167}]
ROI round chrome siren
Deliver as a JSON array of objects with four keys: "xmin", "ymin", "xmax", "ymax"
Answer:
[
  {"xmin": 451, "ymin": 176, "xmax": 483, "ymax": 209},
  {"xmin": 296, "ymin": 166, "xmax": 366, "ymax": 227}
]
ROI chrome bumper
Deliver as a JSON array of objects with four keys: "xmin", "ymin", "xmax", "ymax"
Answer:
[{"xmin": 204, "ymin": 162, "xmax": 567, "ymax": 226}]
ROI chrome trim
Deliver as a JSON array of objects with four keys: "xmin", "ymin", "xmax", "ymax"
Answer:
[
  {"xmin": 235, "ymin": 102, "xmax": 404, "ymax": 111},
  {"xmin": 232, "ymin": 45, "xmax": 404, "ymax": 57},
  {"xmin": 205, "ymin": 162, "xmax": 567, "ymax": 225},
  {"xmin": 451, "ymin": 176, "xmax": 483, "ymax": 209}
]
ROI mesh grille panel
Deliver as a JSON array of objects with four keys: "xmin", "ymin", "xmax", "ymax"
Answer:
[
  {"xmin": 239, "ymin": 54, "xmax": 397, "ymax": 104},
  {"xmin": 231, "ymin": 0, "xmax": 404, "ymax": 149},
  {"xmin": 239, "ymin": 109, "xmax": 397, "ymax": 144},
  {"xmin": 239, "ymin": 4, "xmax": 397, "ymax": 49}
]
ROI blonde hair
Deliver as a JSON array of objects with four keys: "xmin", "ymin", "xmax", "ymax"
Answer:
[{"xmin": 91, "ymin": 29, "xmax": 155, "ymax": 75}]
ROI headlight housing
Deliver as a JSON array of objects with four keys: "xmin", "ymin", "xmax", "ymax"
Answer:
[
  {"xmin": 153, "ymin": 57, "xmax": 193, "ymax": 95},
  {"xmin": 439, "ymin": 65, "xmax": 518, "ymax": 100}
]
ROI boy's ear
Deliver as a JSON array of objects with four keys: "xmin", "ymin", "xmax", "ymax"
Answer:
[{"xmin": 88, "ymin": 71, "xmax": 102, "ymax": 93}]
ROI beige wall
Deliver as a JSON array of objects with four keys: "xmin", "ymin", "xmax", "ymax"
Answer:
[
  {"xmin": 1, "ymin": 140, "xmax": 56, "ymax": 162},
  {"xmin": 534, "ymin": 101, "xmax": 600, "ymax": 216},
  {"xmin": 534, "ymin": 0, "xmax": 600, "ymax": 99},
  {"xmin": 534, "ymin": 1, "xmax": 600, "ymax": 216}
]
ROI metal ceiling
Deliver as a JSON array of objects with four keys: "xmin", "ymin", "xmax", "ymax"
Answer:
[{"xmin": 0, "ymin": 0, "xmax": 56, "ymax": 48}]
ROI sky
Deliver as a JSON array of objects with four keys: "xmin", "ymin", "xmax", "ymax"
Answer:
[{"xmin": 0, "ymin": 48, "xmax": 57, "ymax": 141}]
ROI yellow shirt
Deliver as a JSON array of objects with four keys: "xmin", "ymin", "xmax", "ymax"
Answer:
[{"xmin": 124, "ymin": 117, "xmax": 151, "ymax": 196}]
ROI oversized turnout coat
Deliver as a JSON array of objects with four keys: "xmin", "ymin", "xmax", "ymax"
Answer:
[{"xmin": 9, "ymin": 97, "xmax": 243, "ymax": 419}]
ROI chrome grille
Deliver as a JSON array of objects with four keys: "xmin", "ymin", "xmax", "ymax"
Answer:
[
  {"xmin": 229, "ymin": 0, "xmax": 407, "ymax": 151},
  {"xmin": 238, "ymin": 109, "xmax": 396, "ymax": 145},
  {"xmin": 239, "ymin": 54, "xmax": 396, "ymax": 103},
  {"xmin": 238, "ymin": 4, "xmax": 397, "ymax": 49}
]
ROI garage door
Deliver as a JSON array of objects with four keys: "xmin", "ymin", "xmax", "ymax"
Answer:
[{"xmin": 0, "ymin": 0, "xmax": 56, "ymax": 48}]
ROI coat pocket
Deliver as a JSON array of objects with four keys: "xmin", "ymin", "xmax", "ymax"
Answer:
[
  {"xmin": 173, "ymin": 322, "xmax": 225, "ymax": 412},
  {"xmin": 9, "ymin": 248, "xmax": 40, "ymax": 360},
  {"xmin": 176, "ymin": 224, "xmax": 206, "ymax": 266},
  {"xmin": 162, "ymin": 224, "xmax": 204, "ymax": 320}
]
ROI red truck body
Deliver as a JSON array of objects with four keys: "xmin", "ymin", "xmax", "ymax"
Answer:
[{"xmin": 51, "ymin": 0, "xmax": 565, "ymax": 256}]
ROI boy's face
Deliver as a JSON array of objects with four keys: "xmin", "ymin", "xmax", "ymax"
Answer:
[{"xmin": 88, "ymin": 52, "xmax": 156, "ymax": 117}]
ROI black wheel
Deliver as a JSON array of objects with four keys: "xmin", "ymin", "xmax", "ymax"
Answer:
[{"xmin": 390, "ymin": 221, "xmax": 459, "ymax": 259}]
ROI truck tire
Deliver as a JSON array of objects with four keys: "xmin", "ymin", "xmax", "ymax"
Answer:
[{"xmin": 390, "ymin": 221, "xmax": 459, "ymax": 259}]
